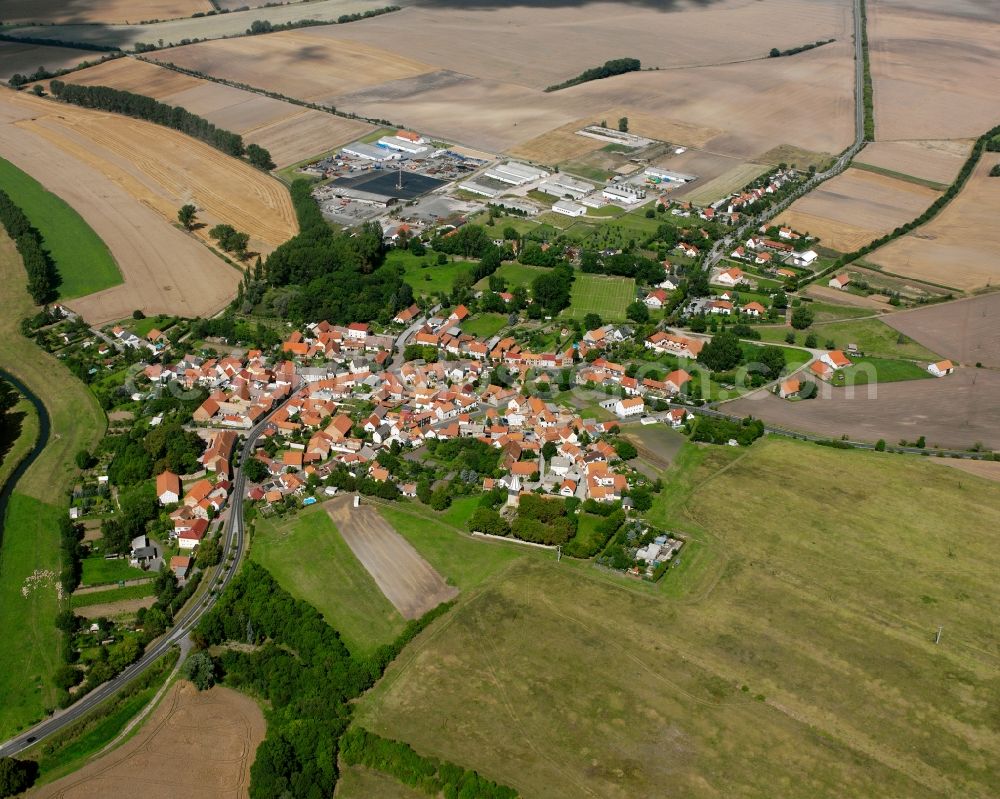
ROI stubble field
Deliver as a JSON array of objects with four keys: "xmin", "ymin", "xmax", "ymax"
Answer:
[
  {"xmin": 854, "ymin": 139, "xmax": 972, "ymax": 185},
  {"xmin": 868, "ymin": 0, "xmax": 1000, "ymax": 142},
  {"xmin": 867, "ymin": 154, "xmax": 1000, "ymax": 290},
  {"xmin": 0, "ymin": 0, "xmax": 212, "ymax": 24},
  {"xmin": 354, "ymin": 439, "xmax": 1000, "ymax": 799},
  {"xmin": 33, "ymin": 680, "xmax": 265, "ymax": 799},
  {"xmin": 775, "ymin": 167, "xmax": 939, "ymax": 252},
  {"xmin": 0, "ymin": 92, "xmax": 248, "ymax": 321},
  {"xmin": 58, "ymin": 58, "xmax": 374, "ymax": 166},
  {"xmin": 0, "ymin": 42, "xmax": 97, "ymax": 83},
  {"xmin": 883, "ymin": 293, "xmax": 1000, "ymax": 369}
]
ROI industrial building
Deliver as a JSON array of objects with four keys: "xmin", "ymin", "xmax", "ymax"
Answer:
[
  {"xmin": 459, "ymin": 179, "xmax": 503, "ymax": 198},
  {"xmin": 539, "ymin": 174, "xmax": 593, "ymax": 199},
  {"xmin": 341, "ymin": 142, "xmax": 402, "ymax": 162},
  {"xmin": 603, "ymin": 183, "xmax": 647, "ymax": 204},
  {"xmin": 484, "ymin": 161, "xmax": 550, "ymax": 186},
  {"xmin": 378, "ymin": 135, "xmax": 432, "ymax": 156},
  {"xmin": 552, "ymin": 199, "xmax": 586, "ymax": 217},
  {"xmin": 644, "ymin": 167, "xmax": 697, "ymax": 184}
]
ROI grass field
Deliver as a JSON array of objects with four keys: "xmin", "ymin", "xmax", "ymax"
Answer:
[
  {"xmin": 336, "ymin": 765, "xmax": 426, "ymax": 799},
  {"xmin": 462, "ymin": 313, "xmax": 508, "ymax": 339},
  {"xmin": 0, "ymin": 234, "xmax": 105, "ymax": 739},
  {"xmin": 129, "ymin": 314, "xmax": 176, "ymax": 338},
  {"xmin": 564, "ymin": 273, "xmax": 635, "ymax": 321},
  {"xmin": 70, "ymin": 582, "xmax": 155, "ymax": 609},
  {"xmin": 813, "ymin": 317, "xmax": 941, "ymax": 360},
  {"xmin": 252, "ymin": 506, "xmax": 406, "ymax": 656},
  {"xmin": 0, "ymin": 397, "xmax": 38, "ymax": 498},
  {"xmin": 387, "ymin": 250, "xmax": 477, "ymax": 298},
  {"xmin": 80, "ymin": 556, "xmax": 147, "ymax": 588},
  {"xmin": 0, "ymin": 157, "xmax": 121, "ymax": 299},
  {"xmin": 833, "ymin": 356, "xmax": 932, "ymax": 386},
  {"xmin": 477, "ymin": 262, "xmax": 547, "ymax": 291},
  {"xmin": 355, "ymin": 439, "xmax": 1000, "ymax": 798}
]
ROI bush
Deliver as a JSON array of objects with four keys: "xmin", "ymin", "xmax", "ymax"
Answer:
[
  {"xmin": 184, "ymin": 651, "xmax": 217, "ymax": 690},
  {"xmin": 0, "ymin": 757, "xmax": 38, "ymax": 797},
  {"xmin": 790, "ymin": 306, "xmax": 814, "ymax": 329}
]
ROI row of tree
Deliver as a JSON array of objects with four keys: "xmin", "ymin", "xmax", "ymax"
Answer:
[
  {"xmin": 0, "ymin": 188, "xmax": 60, "ymax": 303},
  {"xmin": 545, "ymin": 57, "xmax": 641, "ymax": 92},
  {"xmin": 49, "ymin": 82, "xmax": 274, "ymax": 169}
]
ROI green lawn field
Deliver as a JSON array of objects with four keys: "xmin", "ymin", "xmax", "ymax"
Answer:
[
  {"xmin": 129, "ymin": 315, "xmax": 176, "ymax": 338},
  {"xmin": 80, "ymin": 556, "xmax": 147, "ymax": 588},
  {"xmin": 813, "ymin": 317, "xmax": 940, "ymax": 360},
  {"xmin": 70, "ymin": 581, "xmax": 155, "ymax": 609},
  {"xmin": 461, "ymin": 313, "xmax": 507, "ymax": 339},
  {"xmin": 0, "ymin": 234, "xmax": 106, "ymax": 739},
  {"xmin": 387, "ymin": 249, "xmax": 477, "ymax": 298},
  {"xmin": 354, "ymin": 439, "xmax": 1000, "ymax": 799},
  {"xmin": 834, "ymin": 356, "xmax": 932, "ymax": 385},
  {"xmin": 252, "ymin": 505, "xmax": 406, "ymax": 656},
  {"xmin": 476, "ymin": 262, "xmax": 547, "ymax": 291},
  {"xmin": 564, "ymin": 273, "xmax": 635, "ymax": 321},
  {"xmin": 0, "ymin": 157, "xmax": 121, "ymax": 300}
]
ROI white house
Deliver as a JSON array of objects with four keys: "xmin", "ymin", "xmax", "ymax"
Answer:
[
  {"xmin": 821, "ymin": 350, "xmax": 852, "ymax": 370},
  {"xmin": 791, "ymin": 249, "xmax": 818, "ymax": 267},
  {"xmin": 155, "ymin": 470, "xmax": 181, "ymax": 505},
  {"xmin": 927, "ymin": 359, "xmax": 954, "ymax": 377},
  {"xmin": 714, "ymin": 267, "xmax": 744, "ymax": 287},
  {"xmin": 614, "ymin": 396, "xmax": 645, "ymax": 418},
  {"xmin": 644, "ymin": 289, "xmax": 669, "ymax": 308}
]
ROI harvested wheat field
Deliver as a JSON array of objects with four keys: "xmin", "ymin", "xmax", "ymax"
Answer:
[
  {"xmin": 678, "ymin": 159, "xmax": 770, "ymax": 205},
  {"xmin": 61, "ymin": 58, "xmax": 373, "ymax": 166},
  {"xmin": 305, "ymin": 0, "xmax": 851, "ymax": 90},
  {"xmin": 867, "ymin": 155, "xmax": 1000, "ymax": 290},
  {"xmin": 775, "ymin": 167, "xmax": 939, "ymax": 252},
  {"xmin": 855, "ymin": 139, "xmax": 973, "ymax": 185},
  {"xmin": 930, "ymin": 458, "xmax": 1000, "ymax": 484},
  {"xmin": 327, "ymin": 496, "xmax": 457, "ymax": 620},
  {"xmin": 0, "ymin": 0, "xmax": 212, "ymax": 24},
  {"xmin": 150, "ymin": 32, "xmax": 436, "ymax": 104},
  {"xmin": 7, "ymin": 93, "xmax": 296, "ymax": 251},
  {"xmin": 506, "ymin": 118, "xmax": 607, "ymax": 165},
  {"xmin": 724, "ymin": 368, "xmax": 1000, "ymax": 451},
  {"xmin": 869, "ymin": 0, "xmax": 1000, "ymax": 141},
  {"xmin": 0, "ymin": 94, "xmax": 241, "ymax": 323},
  {"xmin": 0, "ymin": 42, "xmax": 97, "ymax": 83},
  {"xmin": 33, "ymin": 680, "xmax": 265, "ymax": 799},
  {"xmin": 883, "ymin": 293, "xmax": 1000, "ymax": 369},
  {"xmin": 803, "ymin": 285, "xmax": 891, "ymax": 309}
]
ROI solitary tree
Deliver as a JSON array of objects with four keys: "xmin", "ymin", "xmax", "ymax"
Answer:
[
  {"xmin": 178, "ymin": 204, "xmax": 197, "ymax": 230},
  {"xmin": 184, "ymin": 651, "xmax": 217, "ymax": 691},
  {"xmin": 617, "ymin": 116, "xmax": 629, "ymax": 133}
]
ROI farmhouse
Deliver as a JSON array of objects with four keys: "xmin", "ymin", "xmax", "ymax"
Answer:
[
  {"xmin": 156, "ymin": 470, "xmax": 181, "ymax": 505},
  {"xmin": 927, "ymin": 360, "xmax": 954, "ymax": 377},
  {"xmin": 614, "ymin": 396, "xmax": 645, "ymax": 418},
  {"xmin": 828, "ymin": 274, "xmax": 851, "ymax": 290},
  {"xmin": 714, "ymin": 267, "xmax": 744, "ymax": 287},
  {"xmin": 743, "ymin": 301, "xmax": 766, "ymax": 317},
  {"xmin": 810, "ymin": 361, "xmax": 834, "ymax": 381},
  {"xmin": 645, "ymin": 332, "xmax": 703, "ymax": 359},
  {"xmin": 664, "ymin": 369, "xmax": 692, "ymax": 394},
  {"xmin": 708, "ymin": 300, "xmax": 734, "ymax": 315},
  {"xmin": 552, "ymin": 199, "xmax": 586, "ymax": 217},
  {"xmin": 644, "ymin": 289, "xmax": 669, "ymax": 308},
  {"xmin": 821, "ymin": 350, "xmax": 852, "ymax": 370},
  {"xmin": 779, "ymin": 378, "xmax": 801, "ymax": 399}
]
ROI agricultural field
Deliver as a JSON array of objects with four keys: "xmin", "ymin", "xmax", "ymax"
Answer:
[
  {"xmin": 327, "ymin": 496, "xmax": 458, "ymax": 620},
  {"xmin": 727, "ymin": 367, "xmax": 1000, "ymax": 450},
  {"xmin": 866, "ymin": 154, "xmax": 1000, "ymax": 291},
  {"xmin": 0, "ymin": 0, "xmax": 212, "ymax": 24},
  {"xmin": 868, "ymin": 0, "xmax": 1000, "ymax": 142},
  {"xmin": 4, "ymin": 0, "xmax": 394, "ymax": 49},
  {"xmin": 564, "ymin": 274, "xmax": 636, "ymax": 322},
  {"xmin": 679, "ymin": 159, "xmax": 771, "ymax": 206},
  {"xmin": 355, "ymin": 439, "xmax": 1000, "ymax": 799},
  {"xmin": 802, "ymin": 285, "xmax": 892, "ymax": 309},
  {"xmin": 0, "ymin": 157, "xmax": 121, "ymax": 300},
  {"xmin": 0, "ymin": 41, "xmax": 98, "ymax": 83},
  {"xmin": 854, "ymin": 139, "xmax": 972, "ymax": 186},
  {"xmin": 0, "ymin": 92, "xmax": 273, "ymax": 321},
  {"xmin": 33, "ymin": 681, "xmax": 266, "ymax": 799},
  {"xmin": 506, "ymin": 117, "xmax": 609, "ymax": 165},
  {"xmin": 810, "ymin": 316, "xmax": 940, "ymax": 360},
  {"xmin": 883, "ymin": 294, "xmax": 1000, "ymax": 369},
  {"xmin": 58, "ymin": 58, "xmax": 375, "ymax": 168},
  {"xmin": 775, "ymin": 167, "xmax": 940, "ymax": 253},
  {"xmin": 252, "ymin": 505, "xmax": 406, "ymax": 656}
]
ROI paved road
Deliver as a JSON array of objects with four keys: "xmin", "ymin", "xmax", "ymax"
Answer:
[
  {"xmin": 0, "ymin": 399, "xmax": 286, "ymax": 758},
  {"xmin": 704, "ymin": 0, "xmax": 866, "ymax": 272}
]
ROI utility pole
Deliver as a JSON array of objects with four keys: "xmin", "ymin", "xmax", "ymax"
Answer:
[
  {"xmin": 556, "ymin": 545, "xmax": 561, "ymax": 562},
  {"xmin": 934, "ymin": 625, "xmax": 943, "ymax": 645}
]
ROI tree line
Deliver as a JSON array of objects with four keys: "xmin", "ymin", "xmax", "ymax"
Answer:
[
  {"xmin": 0, "ymin": 188, "xmax": 60, "ymax": 303},
  {"xmin": 192, "ymin": 561, "xmax": 455, "ymax": 798},
  {"xmin": 545, "ymin": 58, "xmax": 641, "ymax": 92},
  {"xmin": 48, "ymin": 82, "xmax": 274, "ymax": 169},
  {"xmin": 768, "ymin": 39, "xmax": 835, "ymax": 58}
]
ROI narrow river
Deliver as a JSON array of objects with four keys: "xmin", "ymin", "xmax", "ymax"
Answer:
[{"xmin": 0, "ymin": 368, "xmax": 50, "ymax": 544}]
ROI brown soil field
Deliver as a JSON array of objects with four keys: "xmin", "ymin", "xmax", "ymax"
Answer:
[
  {"xmin": 33, "ymin": 680, "xmax": 265, "ymax": 799},
  {"xmin": 930, "ymin": 458, "xmax": 1000, "ymax": 484},
  {"xmin": 883, "ymin": 294, "xmax": 1000, "ymax": 368},
  {"xmin": 305, "ymin": 0, "xmax": 850, "ymax": 90},
  {"xmin": 775, "ymin": 167, "xmax": 939, "ymax": 252},
  {"xmin": 62, "ymin": 58, "xmax": 373, "ymax": 166},
  {"xmin": 867, "ymin": 154, "xmax": 1000, "ymax": 290},
  {"xmin": 0, "ymin": 0, "xmax": 212, "ymax": 24},
  {"xmin": 506, "ymin": 118, "xmax": 607, "ymax": 165},
  {"xmin": 855, "ymin": 139, "xmax": 973, "ymax": 185},
  {"xmin": 804, "ymin": 285, "xmax": 891, "ymax": 309},
  {"xmin": 327, "ymin": 496, "xmax": 458, "ymax": 619},
  {"xmin": 723, "ymin": 367, "xmax": 1000, "ymax": 450},
  {"xmin": 0, "ymin": 42, "xmax": 97, "ymax": 83},
  {"xmin": 150, "ymin": 33, "xmax": 436, "ymax": 104},
  {"xmin": 0, "ymin": 93, "xmax": 241, "ymax": 323},
  {"xmin": 869, "ymin": 0, "xmax": 1000, "ymax": 141},
  {"xmin": 8, "ymin": 93, "xmax": 296, "ymax": 251}
]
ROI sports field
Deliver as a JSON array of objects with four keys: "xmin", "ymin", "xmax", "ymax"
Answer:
[
  {"xmin": 355, "ymin": 439, "xmax": 1000, "ymax": 798},
  {"xmin": 564, "ymin": 274, "xmax": 635, "ymax": 321},
  {"xmin": 0, "ymin": 157, "xmax": 121, "ymax": 299},
  {"xmin": 252, "ymin": 505, "xmax": 406, "ymax": 656}
]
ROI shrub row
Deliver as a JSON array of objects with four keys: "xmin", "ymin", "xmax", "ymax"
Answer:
[{"xmin": 545, "ymin": 58, "xmax": 641, "ymax": 92}]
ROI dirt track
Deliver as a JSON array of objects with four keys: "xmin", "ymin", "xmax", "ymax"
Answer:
[
  {"xmin": 32, "ymin": 680, "xmax": 265, "ymax": 799},
  {"xmin": 326, "ymin": 496, "xmax": 457, "ymax": 619},
  {"xmin": 723, "ymin": 367, "xmax": 1000, "ymax": 451}
]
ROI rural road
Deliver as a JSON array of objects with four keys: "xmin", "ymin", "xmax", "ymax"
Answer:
[
  {"xmin": 0, "ymin": 394, "xmax": 292, "ymax": 758},
  {"xmin": 704, "ymin": 0, "xmax": 866, "ymax": 272}
]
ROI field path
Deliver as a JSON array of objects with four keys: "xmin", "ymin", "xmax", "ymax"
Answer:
[{"xmin": 326, "ymin": 496, "xmax": 457, "ymax": 619}]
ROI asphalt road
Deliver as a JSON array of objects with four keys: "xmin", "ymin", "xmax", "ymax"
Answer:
[{"xmin": 0, "ymin": 401, "xmax": 283, "ymax": 758}]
